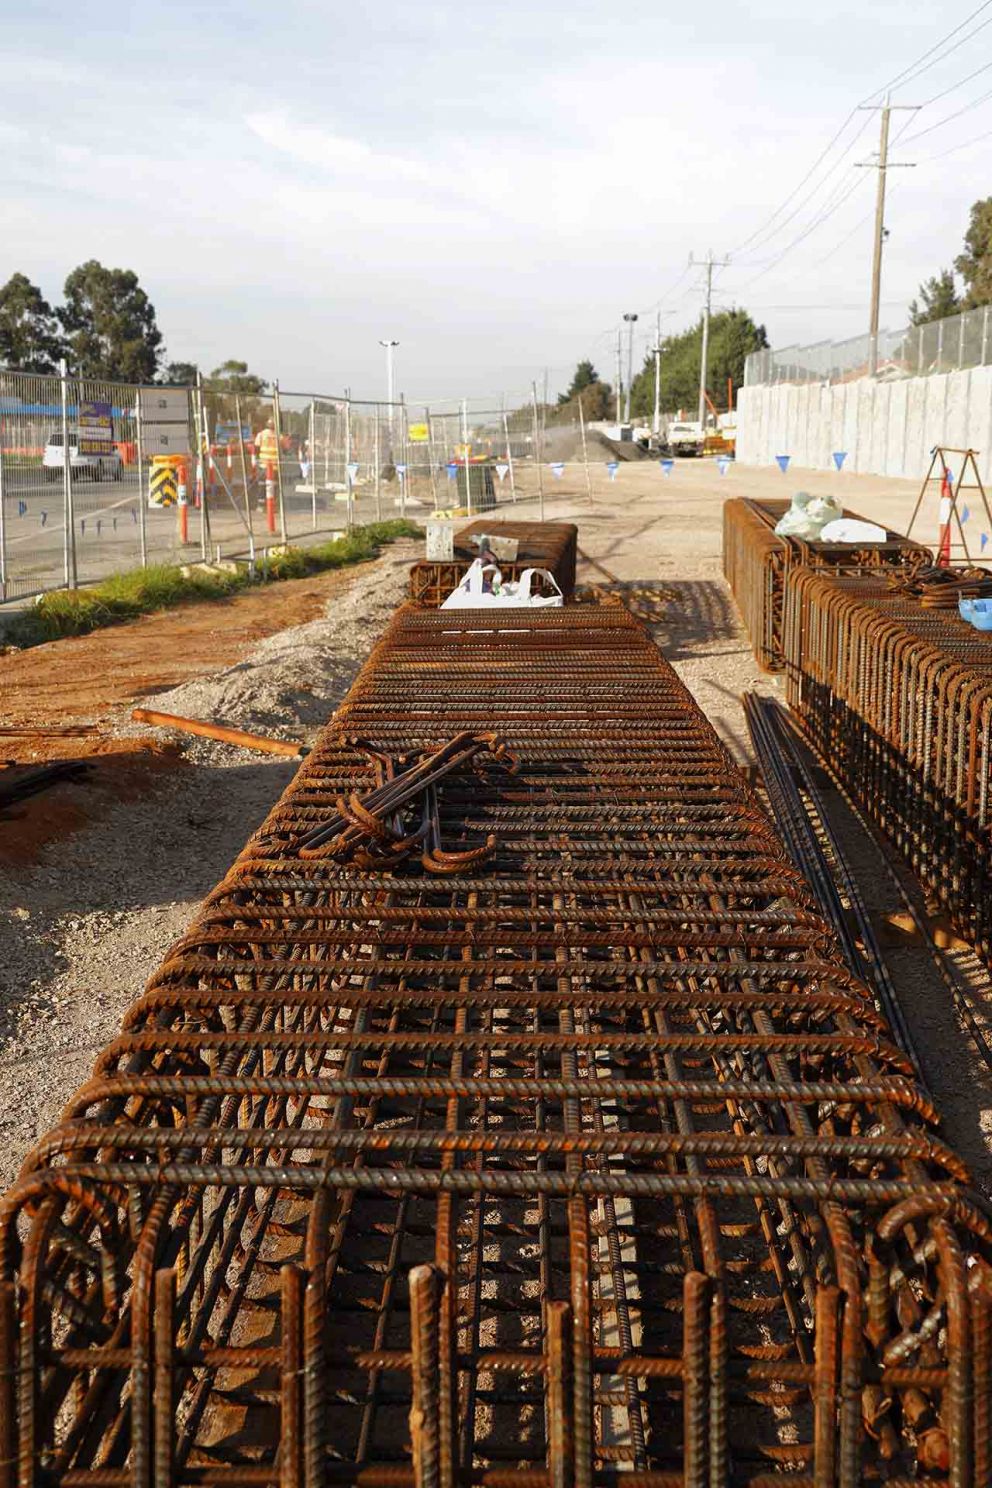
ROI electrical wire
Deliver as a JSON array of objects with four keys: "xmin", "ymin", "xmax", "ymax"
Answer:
[
  {"xmin": 730, "ymin": 174, "xmax": 871, "ymax": 294},
  {"xmin": 864, "ymin": 0, "xmax": 992, "ymax": 98},
  {"xmin": 899, "ymin": 82, "xmax": 992, "ymax": 142},
  {"xmin": 918, "ymin": 53, "xmax": 992, "ymax": 107},
  {"xmin": 922, "ymin": 121, "xmax": 992, "ymax": 158}
]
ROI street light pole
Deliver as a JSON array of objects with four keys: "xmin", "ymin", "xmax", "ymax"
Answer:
[
  {"xmin": 623, "ymin": 312, "xmax": 638, "ymax": 424},
  {"xmin": 653, "ymin": 310, "xmax": 662, "ymax": 438}
]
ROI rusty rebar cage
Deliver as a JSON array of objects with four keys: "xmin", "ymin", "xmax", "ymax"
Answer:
[
  {"xmin": 784, "ymin": 568, "xmax": 992, "ymax": 968},
  {"xmin": 408, "ymin": 520, "xmax": 577, "ymax": 606},
  {"xmin": 723, "ymin": 499, "xmax": 931, "ymax": 670},
  {"xmin": 2, "ymin": 601, "xmax": 991, "ymax": 1487}
]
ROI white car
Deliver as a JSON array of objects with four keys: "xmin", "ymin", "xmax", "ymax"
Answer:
[
  {"xmin": 42, "ymin": 431, "xmax": 124, "ymax": 482},
  {"xmin": 667, "ymin": 421, "xmax": 706, "ymax": 457}
]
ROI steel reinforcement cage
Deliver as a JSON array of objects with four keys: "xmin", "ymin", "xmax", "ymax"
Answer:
[
  {"xmin": 408, "ymin": 520, "xmax": 578, "ymax": 606},
  {"xmin": 783, "ymin": 569, "xmax": 992, "ymax": 968},
  {"xmin": 2, "ymin": 601, "xmax": 991, "ymax": 1486},
  {"xmin": 722, "ymin": 498, "xmax": 932, "ymax": 671}
]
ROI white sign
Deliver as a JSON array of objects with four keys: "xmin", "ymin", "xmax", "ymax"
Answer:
[
  {"xmin": 142, "ymin": 424, "xmax": 191, "ymax": 455},
  {"xmin": 138, "ymin": 388, "xmax": 189, "ymax": 423}
]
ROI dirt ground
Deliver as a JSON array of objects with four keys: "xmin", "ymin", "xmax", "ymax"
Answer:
[{"xmin": 2, "ymin": 463, "xmax": 991, "ymax": 1196}]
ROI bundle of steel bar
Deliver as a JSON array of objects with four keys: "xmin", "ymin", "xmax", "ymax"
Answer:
[
  {"xmin": 723, "ymin": 498, "xmax": 931, "ymax": 670},
  {"xmin": 784, "ymin": 567, "xmax": 992, "ymax": 971},
  {"xmin": 0, "ymin": 757, "xmax": 89, "ymax": 807},
  {"xmin": 3, "ymin": 600, "xmax": 991, "ymax": 1487},
  {"xmin": 409, "ymin": 519, "xmax": 578, "ymax": 605}
]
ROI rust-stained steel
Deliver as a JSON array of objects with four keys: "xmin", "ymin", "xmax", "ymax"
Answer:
[
  {"xmin": 3, "ymin": 601, "xmax": 992, "ymax": 1486},
  {"xmin": 409, "ymin": 519, "xmax": 577, "ymax": 605},
  {"xmin": 784, "ymin": 567, "xmax": 992, "ymax": 971},
  {"xmin": 723, "ymin": 497, "xmax": 931, "ymax": 670},
  {"xmin": 132, "ymin": 706, "xmax": 306, "ymax": 757}
]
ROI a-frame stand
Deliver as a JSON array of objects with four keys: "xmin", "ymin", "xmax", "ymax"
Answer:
[{"xmin": 906, "ymin": 447, "xmax": 992, "ymax": 564}]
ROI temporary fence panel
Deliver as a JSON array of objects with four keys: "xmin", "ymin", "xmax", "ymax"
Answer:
[
  {"xmin": 0, "ymin": 368, "xmax": 196, "ymax": 602},
  {"xmin": 745, "ymin": 305, "xmax": 992, "ymax": 387}
]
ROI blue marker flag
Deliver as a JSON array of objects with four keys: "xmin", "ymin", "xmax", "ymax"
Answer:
[
  {"xmin": 716, "ymin": 457, "xmax": 730, "ymax": 476},
  {"xmin": 17, "ymin": 500, "xmax": 26, "ymax": 516},
  {"xmin": 961, "ymin": 504, "xmax": 971, "ymax": 523},
  {"xmin": 832, "ymin": 451, "xmax": 847, "ymax": 471},
  {"xmin": 550, "ymin": 461, "xmax": 565, "ymax": 479},
  {"xmin": 606, "ymin": 460, "xmax": 619, "ymax": 481},
  {"xmin": 775, "ymin": 454, "xmax": 790, "ymax": 473},
  {"xmin": 660, "ymin": 459, "xmax": 674, "ymax": 477},
  {"xmin": 41, "ymin": 511, "xmax": 47, "ymax": 527},
  {"xmin": 982, "ymin": 533, "xmax": 989, "ymax": 552},
  {"xmin": 446, "ymin": 462, "xmax": 458, "ymax": 480}
]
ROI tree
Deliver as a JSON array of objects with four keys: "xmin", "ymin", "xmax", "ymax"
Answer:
[
  {"xmin": 558, "ymin": 359, "xmax": 600, "ymax": 404},
  {"xmin": 163, "ymin": 360, "xmax": 199, "ymax": 386},
  {"xmin": 909, "ymin": 269, "xmax": 960, "ymax": 325},
  {"xmin": 204, "ymin": 360, "xmax": 269, "ymax": 423},
  {"xmin": 628, "ymin": 308, "xmax": 768, "ymax": 417},
  {"xmin": 0, "ymin": 273, "xmax": 64, "ymax": 372},
  {"xmin": 59, "ymin": 260, "xmax": 162, "ymax": 381},
  {"xmin": 955, "ymin": 197, "xmax": 992, "ymax": 308}
]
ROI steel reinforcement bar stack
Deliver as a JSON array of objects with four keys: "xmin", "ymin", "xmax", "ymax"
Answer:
[
  {"xmin": 408, "ymin": 520, "xmax": 578, "ymax": 605},
  {"xmin": 3, "ymin": 601, "xmax": 992, "ymax": 1487},
  {"xmin": 723, "ymin": 499, "xmax": 930, "ymax": 670},
  {"xmin": 784, "ymin": 569, "xmax": 992, "ymax": 967}
]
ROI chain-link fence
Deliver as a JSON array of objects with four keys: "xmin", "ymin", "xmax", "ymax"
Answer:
[
  {"xmin": 0, "ymin": 369, "xmax": 616, "ymax": 605},
  {"xmin": 745, "ymin": 304, "xmax": 992, "ymax": 387}
]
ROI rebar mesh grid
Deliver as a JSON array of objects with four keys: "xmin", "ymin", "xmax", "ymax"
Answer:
[
  {"xmin": 408, "ymin": 522, "xmax": 577, "ymax": 606},
  {"xmin": 784, "ymin": 569, "xmax": 992, "ymax": 970},
  {"xmin": 723, "ymin": 499, "xmax": 931, "ymax": 671},
  {"xmin": 2, "ymin": 602, "xmax": 990, "ymax": 1487}
]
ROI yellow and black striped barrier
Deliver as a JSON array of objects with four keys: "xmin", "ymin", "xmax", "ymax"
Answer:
[{"xmin": 149, "ymin": 458, "xmax": 178, "ymax": 507}]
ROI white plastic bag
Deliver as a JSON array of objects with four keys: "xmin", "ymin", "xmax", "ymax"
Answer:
[
  {"xmin": 818, "ymin": 517, "xmax": 888, "ymax": 544},
  {"xmin": 441, "ymin": 559, "xmax": 564, "ymax": 609}
]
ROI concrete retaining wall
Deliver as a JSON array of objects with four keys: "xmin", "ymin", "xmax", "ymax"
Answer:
[{"xmin": 737, "ymin": 365, "xmax": 992, "ymax": 483}]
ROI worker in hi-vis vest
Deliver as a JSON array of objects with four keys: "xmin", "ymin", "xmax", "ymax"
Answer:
[{"xmin": 255, "ymin": 420, "xmax": 279, "ymax": 475}]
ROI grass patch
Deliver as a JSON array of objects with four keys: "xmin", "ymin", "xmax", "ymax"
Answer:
[{"xmin": 8, "ymin": 519, "xmax": 421, "ymax": 647}]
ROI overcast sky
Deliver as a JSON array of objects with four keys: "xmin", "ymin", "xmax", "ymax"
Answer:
[{"xmin": 2, "ymin": 0, "xmax": 989, "ymax": 400}]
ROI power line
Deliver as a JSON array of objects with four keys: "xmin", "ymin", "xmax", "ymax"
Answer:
[
  {"xmin": 864, "ymin": 0, "xmax": 992, "ymax": 98},
  {"xmin": 922, "ymin": 121, "xmax": 992, "ymax": 158},
  {"xmin": 731, "ymin": 2, "xmax": 992, "ymax": 260},
  {"xmin": 900, "ymin": 81, "xmax": 992, "ymax": 142},
  {"xmin": 918, "ymin": 53, "xmax": 992, "ymax": 107}
]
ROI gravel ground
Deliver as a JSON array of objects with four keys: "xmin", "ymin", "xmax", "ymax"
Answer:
[{"xmin": 0, "ymin": 544, "xmax": 416, "ymax": 1187}]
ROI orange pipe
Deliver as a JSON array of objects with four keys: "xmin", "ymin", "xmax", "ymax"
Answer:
[{"xmin": 131, "ymin": 708, "xmax": 305, "ymax": 757}]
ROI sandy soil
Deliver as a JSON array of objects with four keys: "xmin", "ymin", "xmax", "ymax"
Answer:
[{"xmin": 2, "ymin": 462, "xmax": 991, "ymax": 1197}]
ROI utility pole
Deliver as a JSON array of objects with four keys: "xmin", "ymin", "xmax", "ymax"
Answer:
[
  {"xmin": 653, "ymin": 311, "xmax": 662, "ymax": 437},
  {"xmin": 614, "ymin": 328, "xmax": 622, "ymax": 426},
  {"xmin": 690, "ymin": 252, "xmax": 730, "ymax": 430},
  {"xmin": 622, "ymin": 312, "xmax": 638, "ymax": 424},
  {"xmin": 856, "ymin": 99, "xmax": 917, "ymax": 375}
]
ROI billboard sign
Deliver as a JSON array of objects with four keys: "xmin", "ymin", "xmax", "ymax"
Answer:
[{"xmin": 79, "ymin": 399, "xmax": 113, "ymax": 454}]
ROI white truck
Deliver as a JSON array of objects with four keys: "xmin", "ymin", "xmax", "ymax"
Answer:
[{"xmin": 667, "ymin": 420, "xmax": 705, "ymax": 457}]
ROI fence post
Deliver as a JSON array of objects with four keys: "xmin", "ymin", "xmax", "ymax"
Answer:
[
  {"xmin": 501, "ymin": 405, "xmax": 516, "ymax": 503},
  {"xmin": 917, "ymin": 324, "xmax": 923, "ymax": 375},
  {"xmin": 344, "ymin": 393, "xmax": 353, "ymax": 532},
  {"xmin": 983, "ymin": 306, "xmax": 990, "ymax": 367},
  {"xmin": 578, "ymin": 392, "xmax": 593, "ymax": 504},
  {"xmin": 937, "ymin": 318, "xmax": 945, "ymax": 372},
  {"xmin": 234, "ymin": 394, "xmax": 256, "ymax": 572},
  {"xmin": 273, "ymin": 380, "xmax": 288, "ymax": 544},
  {"xmin": 531, "ymin": 381, "xmax": 545, "ymax": 523},
  {"xmin": 59, "ymin": 358, "xmax": 77, "ymax": 589},
  {"xmin": 308, "ymin": 402, "xmax": 317, "ymax": 531},
  {"xmin": 425, "ymin": 406, "xmax": 438, "ymax": 511},
  {"xmin": 195, "ymin": 374, "xmax": 210, "ymax": 561},
  {"xmin": 135, "ymin": 390, "xmax": 147, "ymax": 568},
  {"xmin": 374, "ymin": 403, "xmax": 383, "ymax": 521},
  {"xmin": 0, "ymin": 438, "xmax": 6, "ymax": 602},
  {"xmin": 461, "ymin": 398, "xmax": 473, "ymax": 516},
  {"xmin": 400, "ymin": 394, "xmax": 409, "ymax": 518},
  {"xmin": 959, "ymin": 312, "xmax": 966, "ymax": 369}
]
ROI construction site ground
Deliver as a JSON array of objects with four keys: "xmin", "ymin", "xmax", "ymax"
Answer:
[{"xmin": 2, "ymin": 458, "xmax": 990, "ymax": 1197}]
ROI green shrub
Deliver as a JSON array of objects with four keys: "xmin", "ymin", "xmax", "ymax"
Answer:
[{"xmin": 8, "ymin": 521, "xmax": 422, "ymax": 648}]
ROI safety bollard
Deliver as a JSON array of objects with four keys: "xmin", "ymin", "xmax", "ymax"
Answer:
[
  {"xmin": 177, "ymin": 461, "xmax": 189, "ymax": 545},
  {"xmin": 266, "ymin": 462, "xmax": 276, "ymax": 534}
]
